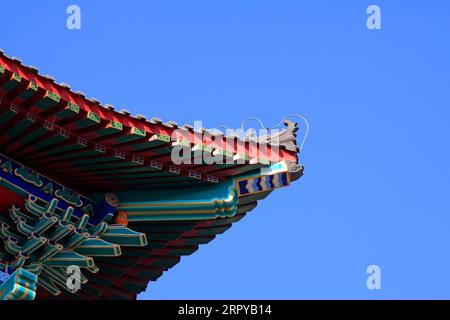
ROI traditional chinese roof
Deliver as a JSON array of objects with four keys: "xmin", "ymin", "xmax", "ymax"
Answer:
[
  {"xmin": 0, "ymin": 49, "xmax": 305, "ymax": 300},
  {"xmin": 0, "ymin": 50, "xmax": 298, "ymax": 193}
]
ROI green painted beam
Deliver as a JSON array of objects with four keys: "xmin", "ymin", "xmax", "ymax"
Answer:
[
  {"xmin": 28, "ymin": 133, "xmax": 69, "ymax": 152},
  {"xmin": 16, "ymin": 126, "xmax": 52, "ymax": 146},
  {"xmin": 124, "ymin": 134, "xmax": 170, "ymax": 152},
  {"xmin": 1, "ymin": 72, "xmax": 22, "ymax": 93},
  {"xmin": 101, "ymin": 225, "xmax": 147, "ymax": 247},
  {"xmin": 5, "ymin": 117, "xmax": 34, "ymax": 139},
  {"xmin": 75, "ymin": 238, "xmax": 122, "ymax": 257},
  {"xmin": 43, "ymin": 149, "xmax": 105, "ymax": 162},
  {"xmin": 101, "ymin": 127, "xmax": 146, "ymax": 145},
  {"xmin": 71, "ymin": 111, "xmax": 101, "ymax": 129},
  {"xmin": 84, "ymin": 120, "xmax": 123, "ymax": 139},
  {"xmin": 32, "ymin": 90, "xmax": 61, "ymax": 112},
  {"xmin": 53, "ymin": 101, "xmax": 79, "ymax": 120},
  {"xmin": 44, "ymin": 141, "xmax": 87, "ymax": 156},
  {"xmin": 0, "ymin": 107, "xmax": 18, "ymax": 126},
  {"xmin": 15, "ymin": 81, "xmax": 38, "ymax": 102}
]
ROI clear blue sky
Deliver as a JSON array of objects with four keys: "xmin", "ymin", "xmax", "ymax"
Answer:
[{"xmin": 1, "ymin": 1, "xmax": 450, "ymax": 299}]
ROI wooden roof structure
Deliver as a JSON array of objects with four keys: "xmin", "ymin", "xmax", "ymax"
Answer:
[{"xmin": 0, "ymin": 50, "xmax": 304, "ymax": 300}]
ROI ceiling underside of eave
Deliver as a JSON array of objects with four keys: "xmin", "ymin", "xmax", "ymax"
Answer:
[
  {"xmin": 0, "ymin": 101, "xmax": 286, "ymax": 193},
  {"xmin": 0, "ymin": 57, "xmax": 298, "ymax": 194}
]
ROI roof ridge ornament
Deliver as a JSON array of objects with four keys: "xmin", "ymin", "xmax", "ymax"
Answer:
[{"xmin": 239, "ymin": 114, "xmax": 309, "ymax": 155}]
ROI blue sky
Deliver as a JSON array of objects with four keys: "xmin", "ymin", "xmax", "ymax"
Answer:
[{"xmin": 1, "ymin": 1, "xmax": 450, "ymax": 299}]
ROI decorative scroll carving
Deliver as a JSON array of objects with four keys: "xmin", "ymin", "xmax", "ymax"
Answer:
[
  {"xmin": 256, "ymin": 120, "xmax": 299, "ymax": 152},
  {"xmin": 286, "ymin": 160, "xmax": 304, "ymax": 182}
]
